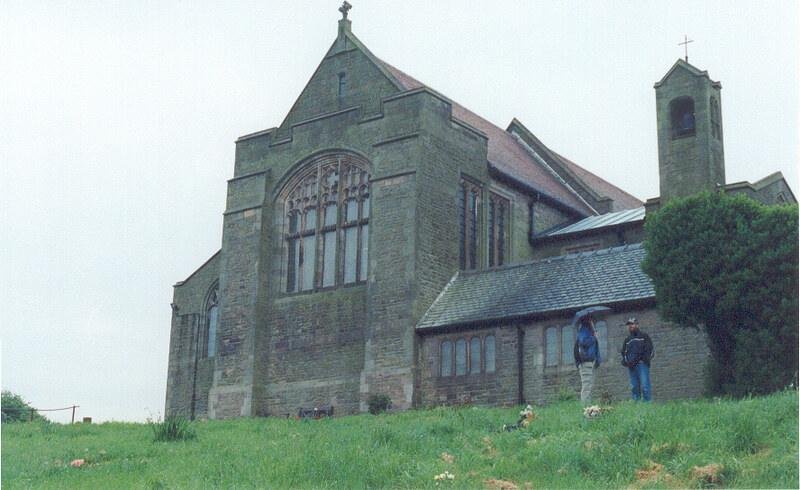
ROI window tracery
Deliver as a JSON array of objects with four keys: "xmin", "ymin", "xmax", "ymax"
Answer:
[{"xmin": 283, "ymin": 153, "xmax": 370, "ymax": 293}]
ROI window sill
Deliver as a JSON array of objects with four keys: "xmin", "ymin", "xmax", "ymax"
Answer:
[
  {"xmin": 671, "ymin": 132, "xmax": 696, "ymax": 140},
  {"xmin": 278, "ymin": 281, "xmax": 367, "ymax": 298},
  {"xmin": 435, "ymin": 372, "xmax": 497, "ymax": 383}
]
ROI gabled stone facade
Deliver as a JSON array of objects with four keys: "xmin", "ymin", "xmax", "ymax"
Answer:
[{"xmin": 165, "ymin": 10, "xmax": 795, "ymax": 419}]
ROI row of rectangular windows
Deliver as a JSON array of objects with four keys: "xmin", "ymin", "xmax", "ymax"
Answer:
[
  {"xmin": 440, "ymin": 335, "xmax": 496, "ymax": 377},
  {"xmin": 544, "ymin": 321, "xmax": 608, "ymax": 367}
]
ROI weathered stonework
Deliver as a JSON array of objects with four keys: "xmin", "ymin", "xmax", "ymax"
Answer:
[
  {"xmin": 165, "ymin": 14, "xmax": 794, "ymax": 420},
  {"xmin": 418, "ymin": 309, "xmax": 709, "ymax": 407}
]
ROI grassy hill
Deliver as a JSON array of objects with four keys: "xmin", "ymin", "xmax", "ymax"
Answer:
[{"xmin": 3, "ymin": 390, "xmax": 797, "ymax": 489}]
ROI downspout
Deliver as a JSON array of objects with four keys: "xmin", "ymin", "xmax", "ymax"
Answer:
[{"xmin": 517, "ymin": 325, "xmax": 525, "ymax": 405}]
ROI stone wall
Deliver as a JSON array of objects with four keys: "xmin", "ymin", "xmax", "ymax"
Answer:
[
  {"xmin": 165, "ymin": 252, "xmax": 220, "ymax": 418},
  {"xmin": 531, "ymin": 225, "xmax": 645, "ymax": 259},
  {"xmin": 418, "ymin": 326, "xmax": 519, "ymax": 407},
  {"xmin": 531, "ymin": 201, "xmax": 573, "ymax": 236},
  {"xmin": 418, "ymin": 307, "xmax": 709, "ymax": 407},
  {"xmin": 655, "ymin": 64, "xmax": 725, "ymax": 201},
  {"xmin": 523, "ymin": 309, "xmax": 709, "ymax": 404}
]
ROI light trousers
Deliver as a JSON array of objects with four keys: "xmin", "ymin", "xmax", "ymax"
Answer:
[{"xmin": 578, "ymin": 362, "xmax": 595, "ymax": 405}]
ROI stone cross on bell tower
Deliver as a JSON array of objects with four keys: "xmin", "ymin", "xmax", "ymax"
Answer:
[
  {"xmin": 339, "ymin": 1, "xmax": 352, "ymax": 19},
  {"xmin": 678, "ymin": 35, "xmax": 694, "ymax": 63}
]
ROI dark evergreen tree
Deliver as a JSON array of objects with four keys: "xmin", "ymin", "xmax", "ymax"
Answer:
[{"xmin": 642, "ymin": 192, "xmax": 798, "ymax": 395}]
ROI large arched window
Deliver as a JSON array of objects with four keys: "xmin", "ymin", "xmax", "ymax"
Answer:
[
  {"xmin": 204, "ymin": 284, "xmax": 219, "ymax": 358},
  {"xmin": 670, "ymin": 96, "xmax": 695, "ymax": 138},
  {"xmin": 283, "ymin": 153, "xmax": 370, "ymax": 292}
]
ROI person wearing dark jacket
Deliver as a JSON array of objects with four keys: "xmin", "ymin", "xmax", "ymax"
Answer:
[
  {"xmin": 621, "ymin": 317, "xmax": 653, "ymax": 401},
  {"xmin": 574, "ymin": 316, "xmax": 601, "ymax": 405}
]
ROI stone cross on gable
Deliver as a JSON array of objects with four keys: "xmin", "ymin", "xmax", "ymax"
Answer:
[{"xmin": 339, "ymin": 1, "xmax": 352, "ymax": 20}]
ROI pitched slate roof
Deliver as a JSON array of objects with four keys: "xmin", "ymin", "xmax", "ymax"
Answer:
[
  {"xmin": 545, "ymin": 207, "xmax": 645, "ymax": 238},
  {"xmin": 417, "ymin": 243, "xmax": 654, "ymax": 330},
  {"xmin": 378, "ymin": 60, "xmax": 642, "ymax": 215}
]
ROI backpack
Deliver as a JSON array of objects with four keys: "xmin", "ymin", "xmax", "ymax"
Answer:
[{"xmin": 576, "ymin": 326, "xmax": 598, "ymax": 362}]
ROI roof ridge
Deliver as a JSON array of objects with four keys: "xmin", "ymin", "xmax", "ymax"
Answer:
[
  {"xmin": 418, "ymin": 270, "xmax": 461, "ymax": 322},
  {"xmin": 551, "ymin": 150, "xmax": 644, "ymax": 204},
  {"xmin": 510, "ymin": 133, "xmax": 599, "ymax": 214}
]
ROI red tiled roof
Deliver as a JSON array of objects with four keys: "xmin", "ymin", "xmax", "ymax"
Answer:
[
  {"xmin": 551, "ymin": 152, "xmax": 643, "ymax": 211},
  {"xmin": 379, "ymin": 60, "xmax": 642, "ymax": 215}
]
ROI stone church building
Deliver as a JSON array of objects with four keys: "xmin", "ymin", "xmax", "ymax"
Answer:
[{"xmin": 165, "ymin": 8, "xmax": 795, "ymax": 419}]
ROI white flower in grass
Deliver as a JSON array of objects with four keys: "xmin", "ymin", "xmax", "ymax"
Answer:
[
  {"xmin": 583, "ymin": 405, "xmax": 603, "ymax": 418},
  {"xmin": 434, "ymin": 471, "xmax": 455, "ymax": 483}
]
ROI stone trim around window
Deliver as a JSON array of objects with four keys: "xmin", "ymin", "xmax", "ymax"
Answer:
[
  {"xmin": 280, "ymin": 152, "xmax": 370, "ymax": 293},
  {"xmin": 204, "ymin": 282, "xmax": 219, "ymax": 358},
  {"xmin": 487, "ymin": 192, "xmax": 510, "ymax": 267},
  {"xmin": 459, "ymin": 177, "xmax": 482, "ymax": 270}
]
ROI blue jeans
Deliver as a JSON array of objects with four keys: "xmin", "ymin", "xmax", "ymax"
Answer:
[{"xmin": 628, "ymin": 363, "xmax": 651, "ymax": 401}]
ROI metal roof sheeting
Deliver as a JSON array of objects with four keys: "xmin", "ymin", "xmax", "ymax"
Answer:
[{"xmin": 546, "ymin": 207, "xmax": 645, "ymax": 237}]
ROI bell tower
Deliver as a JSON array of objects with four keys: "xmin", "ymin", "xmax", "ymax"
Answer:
[{"xmin": 654, "ymin": 59, "xmax": 725, "ymax": 202}]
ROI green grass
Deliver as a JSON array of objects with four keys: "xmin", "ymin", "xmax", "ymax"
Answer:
[{"xmin": 3, "ymin": 390, "xmax": 797, "ymax": 489}]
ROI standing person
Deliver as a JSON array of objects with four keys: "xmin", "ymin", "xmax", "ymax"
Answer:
[
  {"xmin": 621, "ymin": 317, "xmax": 654, "ymax": 401},
  {"xmin": 574, "ymin": 316, "xmax": 601, "ymax": 405}
]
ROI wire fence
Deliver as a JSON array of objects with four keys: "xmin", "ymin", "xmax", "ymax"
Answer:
[{"xmin": 2, "ymin": 405, "xmax": 80, "ymax": 423}]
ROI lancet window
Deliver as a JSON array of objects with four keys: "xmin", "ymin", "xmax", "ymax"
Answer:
[
  {"xmin": 204, "ymin": 284, "xmax": 219, "ymax": 358},
  {"xmin": 284, "ymin": 153, "xmax": 370, "ymax": 293},
  {"xmin": 459, "ymin": 179, "xmax": 481, "ymax": 270},
  {"xmin": 488, "ymin": 193, "xmax": 509, "ymax": 267},
  {"xmin": 710, "ymin": 97, "xmax": 722, "ymax": 140}
]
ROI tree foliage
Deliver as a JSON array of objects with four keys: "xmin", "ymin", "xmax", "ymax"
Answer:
[
  {"xmin": 1, "ymin": 390, "xmax": 46, "ymax": 423},
  {"xmin": 642, "ymin": 192, "xmax": 798, "ymax": 395}
]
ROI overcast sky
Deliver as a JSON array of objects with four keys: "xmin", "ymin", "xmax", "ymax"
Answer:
[{"xmin": 2, "ymin": 1, "xmax": 797, "ymax": 423}]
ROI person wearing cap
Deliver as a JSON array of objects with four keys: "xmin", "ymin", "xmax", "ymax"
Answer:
[
  {"xmin": 574, "ymin": 315, "xmax": 601, "ymax": 405},
  {"xmin": 621, "ymin": 317, "xmax": 654, "ymax": 401}
]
